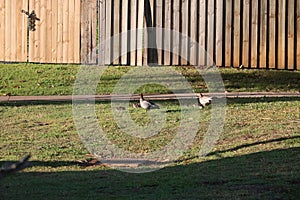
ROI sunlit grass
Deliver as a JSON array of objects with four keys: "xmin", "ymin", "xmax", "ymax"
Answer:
[{"xmin": 0, "ymin": 64, "xmax": 299, "ymax": 96}]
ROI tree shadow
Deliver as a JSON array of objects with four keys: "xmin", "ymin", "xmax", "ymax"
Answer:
[
  {"xmin": 0, "ymin": 147, "xmax": 299, "ymax": 199},
  {"xmin": 221, "ymin": 70, "xmax": 300, "ymax": 92},
  {"xmin": 207, "ymin": 135, "xmax": 300, "ymax": 157}
]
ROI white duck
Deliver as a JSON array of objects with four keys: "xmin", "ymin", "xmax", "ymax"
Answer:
[
  {"xmin": 139, "ymin": 93, "xmax": 160, "ymax": 110},
  {"xmin": 197, "ymin": 93, "xmax": 212, "ymax": 109}
]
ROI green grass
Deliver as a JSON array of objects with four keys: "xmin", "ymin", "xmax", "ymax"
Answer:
[
  {"xmin": 0, "ymin": 98, "xmax": 299, "ymax": 199},
  {"xmin": 0, "ymin": 64, "xmax": 299, "ymax": 95}
]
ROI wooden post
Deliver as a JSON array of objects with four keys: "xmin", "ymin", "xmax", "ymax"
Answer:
[
  {"xmin": 137, "ymin": 0, "xmax": 144, "ymax": 66},
  {"xmin": 164, "ymin": 0, "xmax": 171, "ymax": 65},
  {"xmin": 287, "ymin": 0, "xmax": 295, "ymax": 70},
  {"xmin": 156, "ymin": 0, "xmax": 163, "ymax": 64},
  {"xmin": 207, "ymin": 0, "xmax": 215, "ymax": 67},
  {"xmin": 121, "ymin": 0, "xmax": 129, "ymax": 65},
  {"xmin": 250, "ymin": 0, "xmax": 259, "ymax": 68},
  {"xmin": 113, "ymin": 0, "xmax": 121, "ymax": 65},
  {"xmin": 215, "ymin": 0, "xmax": 224, "ymax": 67},
  {"xmin": 0, "ymin": 0, "xmax": 5, "ymax": 61},
  {"xmin": 297, "ymin": 0, "xmax": 300, "ymax": 69},
  {"xmin": 225, "ymin": 0, "xmax": 232, "ymax": 67},
  {"xmin": 190, "ymin": 0, "xmax": 198, "ymax": 66},
  {"xmin": 259, "ymin": 0, "xmax": 267, "ymax": 68},
  {"xmin": 233, "ymin": 0, "xmax": 241, "ymax": 67},
  {"xmin": 172, "ymin": 0, "xmax": 180, "ymax": 65},
  {"xmin": 269, "ymin": 0, "xmax": 276, "ymax": 69},
  {"xmin": 198, "ymin": 0, "xmax": 206, "ymax": 66},
  {"xmin": 181, "ymin": 0, "xmax": 189, "ymax": 65},
  {"xmin": 278, "ymin": 0, "xmax": 287, "ymax": 69},
  {"xmin": 242, "ymin": 0, "xmax": 250, "ymax": 68}
]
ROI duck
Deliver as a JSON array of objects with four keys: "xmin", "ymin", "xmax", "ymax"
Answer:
[
  {"xmin": 139, "ymin": 93, "xmax": 160, "ymax": 110},
  {"xmin": 197, "ymin": 93, "xmax": 212, "ymax": 109},
  {"xmin": 132, "ymin": 103, "xmax": 141, "ymax": 108}
]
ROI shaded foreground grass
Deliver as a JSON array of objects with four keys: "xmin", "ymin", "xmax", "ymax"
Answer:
[
  {"xmin": 0, "ymin": 64, "xmax": 299, "ymax": 95},
  {"xmin": 0, "ymin": 98, "xmax": 299, "ymax": 199},
  {"xmin": 1, "ymin": 148, "xmax": 299, "ymax": 199}
]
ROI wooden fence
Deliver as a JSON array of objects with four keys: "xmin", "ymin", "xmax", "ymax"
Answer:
[
  {"xmin": 99, "ymin": 0, "xmax": 300, "ymax": 70},
  {"xmin": 0, "ymin": 0, "xmax": 299, "ymax": 70},
  {"xmin": 0, "ymin": 0, "xmax": 94, "ymax": 64}
]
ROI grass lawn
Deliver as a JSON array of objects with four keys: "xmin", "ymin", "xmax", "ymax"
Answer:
[
  {"xmin": 0, "ymin": 63, "xmax": 299, "ymax": 199},
  {"xmin": 0, "ymin": 97, "xmax": 299, "ymax": 199},
  {"xmin": 0, "ymin": 64, "xmax": 299, "ymax": 95}
]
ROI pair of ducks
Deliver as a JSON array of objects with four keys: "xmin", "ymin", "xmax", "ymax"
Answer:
[{"xmin": 135, "ymin": 93, "xmax": 212, "ymax": 110}]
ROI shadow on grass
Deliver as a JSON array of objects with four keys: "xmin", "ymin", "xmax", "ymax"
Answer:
[
  {"xmin": 0, "ymin": 147, "xmax": 299, "ymax": 199},
  {"xmin": 221, "ymin": 70, "xmax": 300, "ymax": 92},
  {"xmin": 207, "ymin": 135, "xmax": 300, "ymax": 157},
  {"xmin": 226, "ymin": 97, "xmax": 300, "ymax": 105},
  {"xmin": 0, "ymin": 97, "xmax": 299, "ymax": 108}
]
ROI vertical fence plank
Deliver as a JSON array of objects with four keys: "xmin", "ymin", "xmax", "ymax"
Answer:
[
  {"xmin": 30, "ymin": 0, "xmax": 38, "ymax": 62},
  {"xmin": 164, "ymin": 0, "xmax": 171, "ymax": 65},
  {"xmin": 278, "ymin": 0, "xmax": 287, "ymax": 69},
  {"xmin": 113, "ymin": 0, "xmax": 120, "ymax": 65},
  {"xmin": 207, "ymin": 0, "xmax": 215, "ymax": 66},
  {"xmin": 51, "ymin": 0, "xmax": 58, "ymax": 63},
  {"xmin": 45, "ymin": 0, "xmax": 52, "ymax": 62},
  {"xmin": 287, "ymin": 0, "xmax": 295, "ymax": 70},
  {"xmin": 181, "ymin": 0, "xmax": 189, "ymax": 65},
  {"xmin": 39, "ymin": 0, "xmax": 47, "ymax": 62},
  {"xmin": 269, "ymin": 0, "xmax": 276, "ymax": 69},
  {"xmin": 190, "ymin": 0, "xmax": 198, "ymax": 65},
  {"xmin": 98, "ymin": 0, "xmax": 106, "ymax": 65},
  {"xmin": 250, "ymin": 0, "xmax": 259, "ymax": 68},
  {"xmin": 68, "ymin": 0, "xmax": 75, "ymax": 63},
  {"xmin": 30, "ymin": 0, "xmax": 40, "ymax": 62},
  {"xmin": 80, "ymin": 0, "xmax": 87, "ymax": 63},
  {"xmin": 10, "ymin": 0, "xmax": 17, "ymax": 61},
  {"xmin": 81, "ymin": 0, "xmax": 97, "ymax": 64},
  {"xmin": 143, "ymin": 14, "xmax": 148, "ymax": 65},
  {"xmin": 215, "ymin": 0, "xmax": 223, "ymax": 67},
  {"xmin": 91, "ymin": 0, "xmax": 97, "ymax": 64},
  {"xmin": 46, "ymin": 0, "xmax": 53, "ymax": 63},
  {"xmin": 225, "ymin": 0, "xmax": 232, "ymax": 67},
  {"xmin": 172, "ymin": 0, "xmax": 180, "ymax": 65},
  {"xmin": 62, "ymin": 0, "xmax": 69, "ymax": 63},
  {"xmin": 17, "ymin": 0, "xmax": 27, "ymax": 61},
  {"xmin": 0, "ymin": 0, "xmax": 5, "ymax": 61},
  {"xmin": 259, "ymin": 0, "xmax": 267, "ymax": 68},
  {"xmin": 28, "ymin": 0, "xmax": 34, "ymax": 62},
  {"xmin": 297, "ymin": 0, "xmax": 300, "ymax": 68},
  {"xmin": 198, "ymin": 0, "xmax": 206, "ymax": 66},
  {"xmin": 156, "ymin": 0, "xmax": 163, "ymax": 64},
  {"xmin": 5, "ymin": 0, "xmax": 11, "ymax": 61},
  {"xmin": 121, "ymin": 0, "xmax": 129, "ymax": 65},
  {"xmin": 137, "ymin": 0, "xmax": 144, "ymax": 65},
  {"xmin": 130, "ymin": 0, "xmax": 137, "ymax": 66},
  {"xmin": 242, "ymin": 0, "xmax": 250, "ymax": 67},
  {"xmin": 233, "ymin": 0, "xmax": 241, "ymax": 67},
  {"xmin": 74, "ymin": 0, "xmax": 81, "ymax": 63},
  {"xmin": 105, "ymin": 0, "xmax": 112, "ymax": 64},
  {"xmin": 18, "ymin": 0, "xmax": 27, "ymax": 61},
  {"xmin": 144, "ymin": 0, "xmax": 155, "ymax": 65},
  {"xmin": 57, "ymin": 0, "xmax": 63, "ymax": 63}
]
